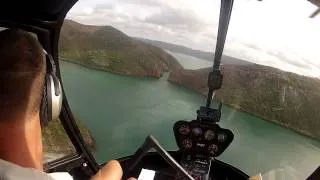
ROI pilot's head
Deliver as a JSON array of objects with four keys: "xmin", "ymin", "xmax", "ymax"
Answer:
[{"xmin": 0, "ymin": 29, "xmax": 46, "ymax": 169}]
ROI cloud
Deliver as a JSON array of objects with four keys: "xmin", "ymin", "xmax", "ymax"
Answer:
[
  {"xmin": 66, "ymin": 0, "xmax": 320, "ymax": 77},
  {"xmin": 143, "ymin": 6, "xmax": 206, "ymax": 33},
  {"xmin": 94, "ymin": 3, "xmax": 114, "ymax": 12},
  {"xmin": 267, "ymin": 51, "xmax": 311, "ymax": 69},
  {"xmin": 117, "ymin": 0, "xmax": 161, "ymax": 7},
  {"xmin": 67, "ymin": 0, "xmax": 211, "ymax": 49},
  {"xmin": 242, "ymin": 42, "xmax": 261, "ymax": 51}
]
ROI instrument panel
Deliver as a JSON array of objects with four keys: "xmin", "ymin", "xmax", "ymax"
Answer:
[{"xmin": 173, "ymin": 120, "xmax": 234, "ymax": 157}]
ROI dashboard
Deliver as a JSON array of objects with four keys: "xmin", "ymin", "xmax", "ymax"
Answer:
[
  {"xmin": 173, "ymin": 120, "xmax": 234, "ymax": 157},
  {"xmin": 120, "ymin": 119, "xmax": 238, "ymax": 180}
]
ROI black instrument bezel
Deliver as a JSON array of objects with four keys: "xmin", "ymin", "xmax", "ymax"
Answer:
[{"xmin": 174, "ymin": 120, "xmax": 234, "ymax": 157}]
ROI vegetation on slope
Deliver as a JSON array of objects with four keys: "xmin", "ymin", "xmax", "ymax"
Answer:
[
  {"xmin": 169, "ymin": 64, "xmax": 320, "ymax": 140},
  {"xmin": 59, "ymin": 20, "xmax": 182, "ymax": 77},
  {"xmin": 42, "ymin": 119, "xmax": 95, "ymax": 154},
  {"xmin": 47, "ymin": 20, "xmax": 183, "ymax": 158}
]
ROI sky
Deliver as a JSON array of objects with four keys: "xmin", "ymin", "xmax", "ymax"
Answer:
[{"xmin": 67, "ymin": 0, "xmax": 320, "ymax": 77}]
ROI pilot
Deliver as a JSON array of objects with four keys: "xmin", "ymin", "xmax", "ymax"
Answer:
[{"xmin": 0, "ymin": 29, "xmax": 134, "ymax": 180}]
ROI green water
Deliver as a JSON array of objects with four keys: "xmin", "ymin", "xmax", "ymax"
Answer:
[
  {"xmin": 165, "ymin": 50, "xmax": 212, "ymax": 69},
  {"xmin": 60, "ymin": 61, "xmax": 320, "ymax": 178}
]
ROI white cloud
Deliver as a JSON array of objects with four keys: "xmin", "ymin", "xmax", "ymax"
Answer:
[
  {"xmin": 83, "ymin": 7, "xmax": 93, "ymax": 15},
  {"xmin": 66, "ymin": 0, "xmax": 320, "ymax": 77}
]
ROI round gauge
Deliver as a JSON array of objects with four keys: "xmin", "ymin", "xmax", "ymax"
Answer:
[
  {"xmin": 204, "ymin": 130, "xmax": 215, "ymax": 140},
  {"xmin": 192, "ymin": 127, "xmax": 203, "ymax": 136},
  {"xmin": 182, "ymin": 139, "xmax": 193, "ymax": 149},
  {"xmin": 178, "ymin": 125, "xmax": 190, "ymax": 135},
  {"xmin": 208, "ymin": 144, "xmax": 218, "ymax": 154},
  {"xmin": 217, "ymin": 133, "xmax": 227, "ymax": 142}
]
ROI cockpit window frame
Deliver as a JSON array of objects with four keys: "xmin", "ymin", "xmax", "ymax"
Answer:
[{"xmin": 0, "ymin": 1, "xmax": 100, "ymax": 174}]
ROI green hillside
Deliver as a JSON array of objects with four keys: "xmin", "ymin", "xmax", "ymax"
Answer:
[
  {"xmin": 42, "ymin": 118, "xmax": 95, "ymax": 154},
  {"xmin": 169, "ymin": 64, "xmax": 320, "ymax": 140},
  {"xmin": 44, "ymin": 20, "xmax": 183, "ymax": 157},
  {"xmin": 59, "ymin": 20, "xmax": 182, "ymax": 77}
]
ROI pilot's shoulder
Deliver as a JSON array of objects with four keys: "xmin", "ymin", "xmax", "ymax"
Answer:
[{"xmin": 0, "ymin": 159, "xmax": 55, "ymax": 180}]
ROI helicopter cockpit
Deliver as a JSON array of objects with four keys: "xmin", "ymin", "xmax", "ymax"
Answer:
[{"xmin": 0, "ymin": 0, "xmax": 320, "ymax": 180}]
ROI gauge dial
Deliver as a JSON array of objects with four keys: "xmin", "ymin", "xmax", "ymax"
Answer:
[
  {"xmin": 178, "ymin": 125, "xmax": 190, "ymax": 135},
  {"xmin": 208, "ymin": 144, "xmax": 218, "ymax": 154},
  {"xmin": 182, "ymin": 139, "xmax": 193, "ymax": 149},
  {"xmin": 217, "ymin": 133, "xmax": 227, "ymax": 142},
  {"xmin": 204, "ymin": 130, "xmax": 215, "ymax": 140},
  {"xmin": 192, "ymin": 127, "xmax": 202, "ymax": 136}
]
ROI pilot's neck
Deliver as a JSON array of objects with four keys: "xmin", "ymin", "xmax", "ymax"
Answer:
[{"xmin": 0, "ymin": 113, "xmax": 43, "ymax": 170}]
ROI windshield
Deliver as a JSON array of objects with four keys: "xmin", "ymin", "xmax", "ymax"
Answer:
[{"xmin": 47, "ymin": 0, "xmax": 320, "ymax": 178}]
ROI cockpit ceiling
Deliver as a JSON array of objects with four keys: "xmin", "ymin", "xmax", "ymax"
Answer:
[
  {"xmin": 0, "ymin": 0, "xmax": 78, "ymax": 22},
  {"xmin": 0, "ymin": 0, "xmax": 318, "ymax": 22},
  {"xmin": 310, "ymin": 0, "xmax": 320, "ymax": 6}
]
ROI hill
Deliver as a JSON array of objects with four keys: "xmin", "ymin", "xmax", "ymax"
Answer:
[
  {"xmin": 168, "ymin": 64, "xmax": 320, "ymax": 140},
  {"xmin": 137, "ymin": 38, "xmax": 252, "ymax": 65},
  {"xmin": 59, "ymin": 20, "xmax": 182, "ymax": 77},
  {"xmin": 43, "ymin": 118, "xmax": 95, "ymax": 154}
]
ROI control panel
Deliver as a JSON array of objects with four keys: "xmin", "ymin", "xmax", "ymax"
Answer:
[{"xmin": 173, "ymin": 120, "xmax": 233, "ymax": 157}]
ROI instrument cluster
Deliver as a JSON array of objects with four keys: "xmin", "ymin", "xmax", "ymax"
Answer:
[{"xmin": 173, "ymin": 120, "xmax": 233, "ymax": 157}]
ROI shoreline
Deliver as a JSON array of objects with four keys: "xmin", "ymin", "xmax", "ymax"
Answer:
[
  {"xmin": 167, "ymin": 80, "xmax": 320, "ymax": 142},
  {"xmin": 59, "ymin": 58, "xmax": 165, "ymax": 79},
  {"xmin": 59, "ymin": 59, "xmax": 320, "ymax": 142},
  {"xmin": 228, "ymin": 103, "xmax": 318, "ymax": 140}
]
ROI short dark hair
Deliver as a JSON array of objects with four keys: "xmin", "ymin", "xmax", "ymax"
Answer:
[{"xmin": 0, "ymin": 29, "xmax": 45, "ymax": 122}]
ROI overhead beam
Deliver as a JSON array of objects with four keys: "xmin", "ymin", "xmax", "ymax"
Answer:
[
  {"xmin": 310, "ymin": 8, "xmax": 320, "ymax": 18},
  {"xmin": 308, "ymin": 0, "xmax": 320, "ymax": 18},
  {"xmin": 309, "ymin": 0, "xmax": 320, "ymax": 6}
]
